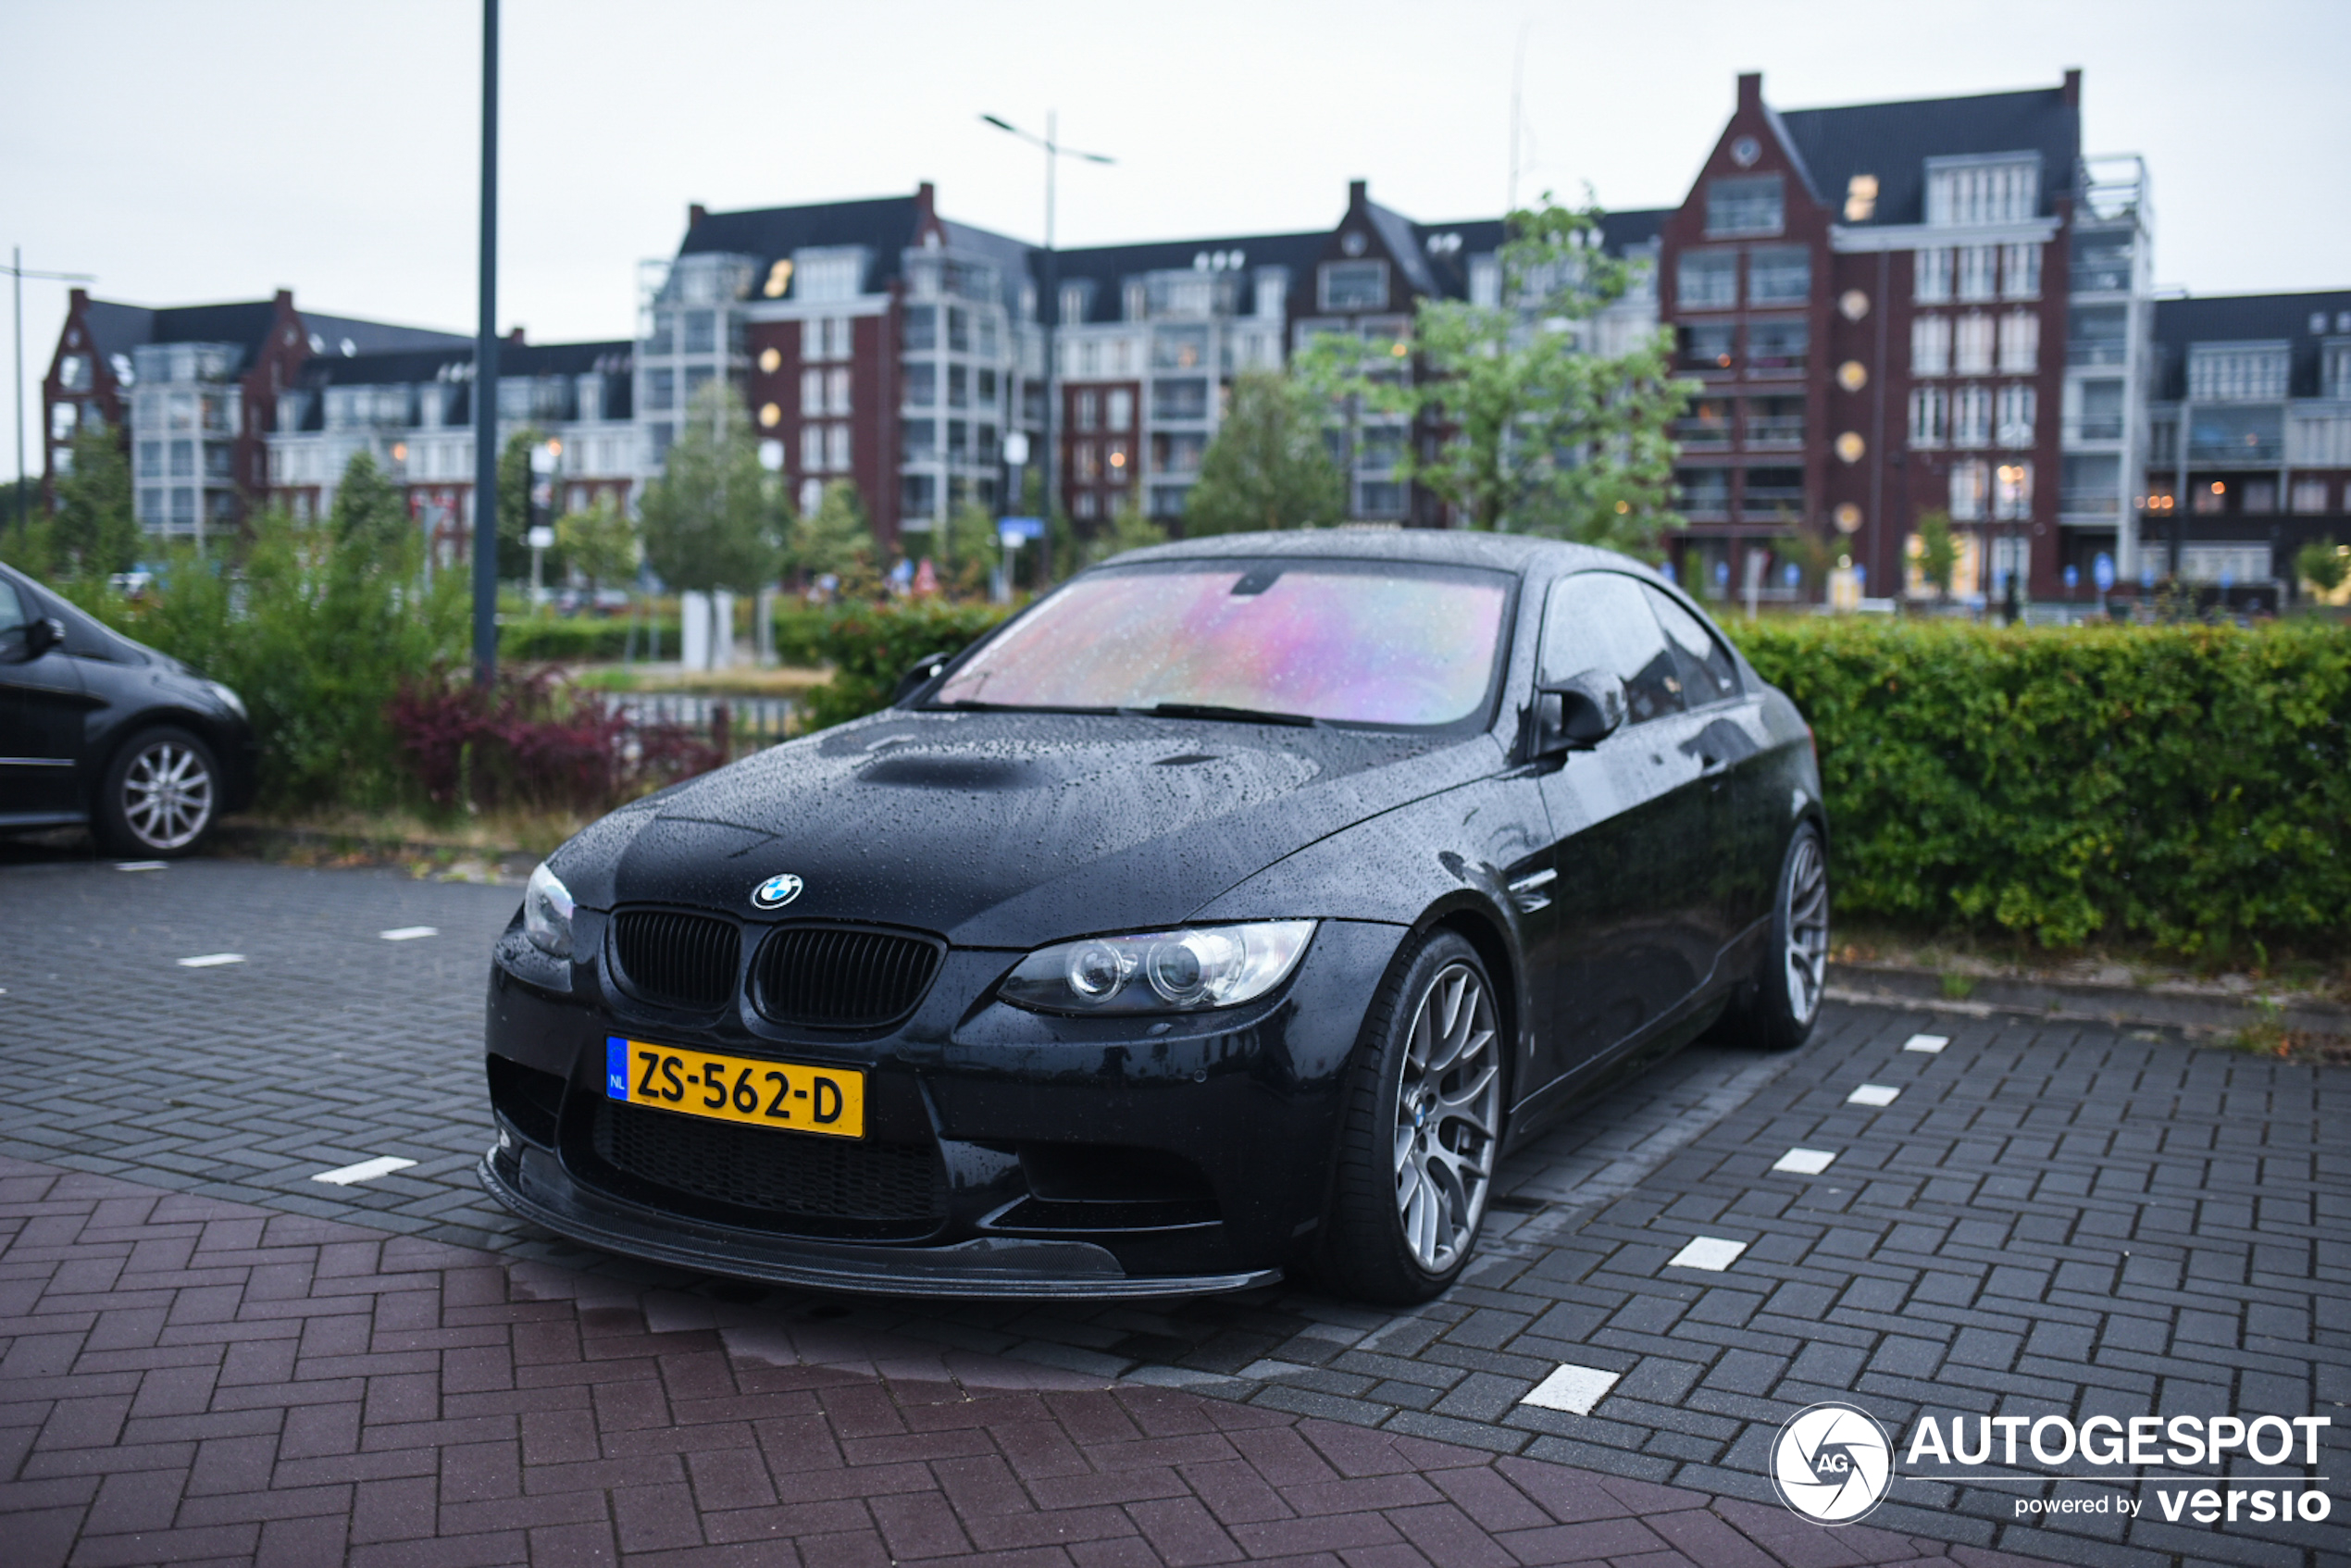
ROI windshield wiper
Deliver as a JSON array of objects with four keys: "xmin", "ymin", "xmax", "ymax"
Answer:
[
  {"xmin": 1134, "ymin": 702, "xmax": 1320, "ymax": 728},
  {"xmin": 922, "ymin": 699, "xmax": 1122, "ymax": 716}
]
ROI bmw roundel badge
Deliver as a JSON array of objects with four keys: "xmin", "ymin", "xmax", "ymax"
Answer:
[{"xmin": 751, "ymin": 874, "xmax": 803, "ymax": 910}]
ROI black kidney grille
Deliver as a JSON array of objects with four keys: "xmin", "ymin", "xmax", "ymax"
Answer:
[
  {"xmin": 591, "ymin": 1100, "xmax": 946, "ymax": 1225},
  {"xmin": 611, "ymin": 911, "xmax": 740, "ymax": 1010},
  {"xmin": 755, "ymin": 927, "xmax": 940, "ymax": 1028}
]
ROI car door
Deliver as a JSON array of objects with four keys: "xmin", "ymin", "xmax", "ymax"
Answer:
[
  {"xmin": 0, "ymin": 578, "xmax": 88, "ymax": 818},
  {"xmin": 1527, "ymin": 571, "xmax": 1713, "ymax": 1086},
  {"xmin": 1641, "ymin": 583, "xmax": 1775, "ymax": 967}
]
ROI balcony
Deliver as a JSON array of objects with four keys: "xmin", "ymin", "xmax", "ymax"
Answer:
[
  {"xmin": 1745, "ymin": 417, "xmax": 1805, "ymax": 449},
  {"xmin": 1673, "ymin": 414, "xmax": 1732, "ymax": 449},
  {"xmin": 2067, "ymin": 339, "xmax": 2128, "ymax": 367},
  {"xmin": 2063, "ymin": 417, "xmax": 2124, "ymax": 443},
  {"xmin": 2060, "ymin": 491, "xmax": 2121, "ymax": 517}
]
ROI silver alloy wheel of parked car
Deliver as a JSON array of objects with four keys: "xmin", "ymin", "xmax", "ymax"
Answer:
[
  {"xmin": 1393, "ymin": 961, "xmax": 1502, "ymax": 1274},
  {"xmin": 1783, "ymin": 829, "xmax": 1830, "ymax": 1024},
  {"xmin": 120, "ymin": 738, "xmax": 215, "ymax": 852}
]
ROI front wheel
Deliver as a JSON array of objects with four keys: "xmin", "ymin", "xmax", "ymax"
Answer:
[
  {"xmin": 1315, "ymin": 931, "xmax": 1506, "ymax": 1304},
  {"xmin": 1718, "ymin": 823, "xmax": 1829, "ymax": 1052},
  {"xmin": 96, "ymin": 727, "xmax": 220, "ymax": 858}
]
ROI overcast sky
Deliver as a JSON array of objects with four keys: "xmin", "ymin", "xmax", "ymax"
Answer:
[{"xmin": 8, "ymin": 0, "xmax": 2347, "ymax": 484}]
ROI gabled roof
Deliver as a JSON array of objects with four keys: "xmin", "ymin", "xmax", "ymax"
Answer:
[
  {"xmin": 2149, "ymin": 291, "xmax": 2351, "ymax": 401},
  {"xmin": 71, "ymin": 294, "xmax": 466, "ymax": 380},
  {"xmin": 678, "ymin": 195, "xmax": 926, "ymax": 296},
  {"xmin": 1363, "ymin": 200, "xmax": 1437, "ymax": 297},
  {"xmin": 1046, "ymin": 231, "xmax": 1328, "ymax": 326},
  {"xmin": 296, "ymin": 313, "xmax": 470, "ymax": 356},
  {"xmin": 1776, "ymin": 84, "xmax": 2079, "ymax": 226},
  {"xmin": 294, "ymin": 339, "xmax": 634, "ymax": 389}
]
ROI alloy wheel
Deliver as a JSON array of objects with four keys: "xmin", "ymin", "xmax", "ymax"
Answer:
[
  {"xmin": 1392, "ymin": 962, "xmax": 1501, "ymax": 1274},
  {"xmin": 1783, "ymin": 832, "xmax": 1829, "ymax": 1024},
  {"xmin": 122, "ymin": 740, "xmax": 215, "ymax": 851}
]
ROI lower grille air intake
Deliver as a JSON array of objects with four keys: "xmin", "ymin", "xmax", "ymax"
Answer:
[{"xmin": 591, "ymin": 1100, "xmax": 946, "ymax": 1229}]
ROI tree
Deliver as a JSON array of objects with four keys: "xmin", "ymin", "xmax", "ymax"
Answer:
[
  {"xmin": 330, "ymin": 451, "xmax": 412, "ymax": 566},
  {"xmin": 1300, "ymin": 192, "xmax": 1693, "ymax": 555},
  {"xmin": 794, "ymin": 479, "xmax": 877, "ymax": 594},
  {"xmin": 1085, "ymin": 494, "xmax": 1169, "ymax": 567},
  {"xmin": 1184, "ymin": 371, "xmax": 1348, "ymax": 536},
  {"xmin": 638, "ymin": 383, "xmax": 777, "ymax": 594},
  {"xmin": 2295, "ymin": 537, "xmax": 2347, "ymax": 599},
  {"xmin": 556, "ymin": 495, "xmax": 638, "ymax": 592},
  {"xmin": 939, "ymin": 500, "xmax": 999, "ymax": 600},
  {"xmin": 1914, "ymin": 509, "xmax": 1959, "ymax": 603},
  {"xmin": 1770, "ymin": 529, "xmax": 1835, "ymax": 598},
  {"xmin": 53, "ymin": 425, "xmax": 143, "ymax": 576}
]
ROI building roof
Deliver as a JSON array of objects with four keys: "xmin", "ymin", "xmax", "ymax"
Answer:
[
  {"xmin": 294, "ymin": 339, "xmax": 633, "ymax": 388},
  {"xmin": 1046, "ymin": 231, "xmax": 1329, "ymax": 326},
  {"xmin": 1775, "ymin": 83, "xmax": 2080, "ymax": 226},
  {"xmin": 71, "ymin": 294, "xmax": 466, "ymax": 380},
  {"xmin": 2149, "ymin": 291, "xmax": 2351, "ymax": 401},
  {"xmin": 678, "ymin": 195, "xmax": 926, "ymax": 297}
]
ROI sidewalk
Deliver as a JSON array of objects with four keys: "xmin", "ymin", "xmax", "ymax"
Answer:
[{"xmin": 0, "ymin": 1153, "xmax": 2038, "ymax": 1568}]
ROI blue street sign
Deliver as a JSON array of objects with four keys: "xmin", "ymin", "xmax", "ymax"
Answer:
[
  {"xmin": 2095, "ymin": 553, "xmax": 2116, "ymax": 591},
  {"xmin": 1853, "ymin": 564, "xmax": 1866, "ymax": 587},
  {"xmin": 2140, "ymin": 562, "xmax": 2158, "ymax": 590},
  {"xmin": 1783, "ymin": 563, "xmax": 1801, "ymax": 588},
  {"xmin": 2064, "ymin": 565, "xmax": 2081, "ymax": 591},
  {"xmin": 998, "ymin": 516, "xmax": 1046, "ymax": 540},
  {"xmin": 1714, "ymin": 560, "xmax": 1731, "ymax": 585},
  {"xmin": 1659, "ymin": 560, "xmax": 1676, "ymax": 583}
]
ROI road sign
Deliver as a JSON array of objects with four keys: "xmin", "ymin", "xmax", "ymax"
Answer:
[
  {"xmin": 999, "ymin": 516, "xmax": 1045, "ymax": 540},
  {"xmin": 2093, "ymin": 553, "xmax": 2114, "ymax": 591},
  {"xmin": 1002, "ymin": 431, "xmax": 1030, "ymax": 467}
]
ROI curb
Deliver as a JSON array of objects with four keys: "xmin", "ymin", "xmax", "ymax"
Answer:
[
  {"xmin": 212, "ymin": 820, "xmax": 535, "ymax": 878},
  {"xmin": 1825, "ymin": 959, "xmax": 2349, "ymax": 1037}
]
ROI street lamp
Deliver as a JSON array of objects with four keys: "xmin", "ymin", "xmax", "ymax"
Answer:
[{"xmin": 979, "ymin": 112, "xmax": 1113, "ymax": 540}]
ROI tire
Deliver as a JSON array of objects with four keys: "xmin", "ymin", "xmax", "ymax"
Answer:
[
  {"xmin": 1717, "ymin": 823, "xmax": 1830, "ymax": 1052},
  {"xmin": 1315, "ymin": 930, "xmax": 1507, "ymax": 1305},
  {"xmin": 95, "ymin": 726, "xmax": 221, "ymax": 858}
]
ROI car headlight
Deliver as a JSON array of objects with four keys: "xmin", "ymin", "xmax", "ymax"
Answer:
[
  {"xmin": 523, "ymin": 862, "xmax": 577, "ymax": 958},
  {"xmin": 206, "ymin": 680, "xmax": 247, "ymax": 720},
  {"xmin": 1001, "ymin": 920, "xmax": 1315, "ymax": 1014}
]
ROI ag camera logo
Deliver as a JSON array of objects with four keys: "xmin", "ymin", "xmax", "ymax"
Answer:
[
  {"xmin": 1772, "ymin": 1402, "xmax": 1894, "ymax": 1524},
  {"xmin": 751, "ymin": 874, "xmax": 803, "ymax": 910}
]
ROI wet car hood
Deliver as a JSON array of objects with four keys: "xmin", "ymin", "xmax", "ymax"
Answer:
[{"xmin": 554, "ymin": 709, "xmax": 1503, "ymax": 948}]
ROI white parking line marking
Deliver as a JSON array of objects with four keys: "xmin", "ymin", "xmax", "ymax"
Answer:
[
  {"xmin": 1903, "ymin": 1033, "xmax": 1950, "ymax": 1053},
  {"xmin": 1522, "ymin": 1363, "xmax": 1622, "ymax": 1414},
  {"xmin": 1667, "ymin": 1236, "xmax": 1748, "ymax": 1271},
  {"xmin": 115, "ymin": 861, "xmax": 168, "ymax": 872},
  {"xmin": 1847, "ymin": 1083, "xmax": 1900, "ymax": 1106},
  {"xmin": 310, "ymin": 1156, "xmax": 417, "ymax": 1186},
  {"xmin": 379, "ymin": 927, "xmax": 439, "ymax": 941},
  {"xmin": 1773, "ymin": 1147, "xmax": 1838, "ymax": 1175},
  {"xmin": 177, "ymin": 953, "xmax": 244, "ymax": 968}
]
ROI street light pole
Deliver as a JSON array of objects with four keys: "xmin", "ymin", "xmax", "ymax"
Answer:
[
  {"xmin": 979, "ymin": 113, "xmax": 1113, "ymax": 550},
  {"xmin": 472, "ymin": 0, "xmax": 502, "ymax": 687}
]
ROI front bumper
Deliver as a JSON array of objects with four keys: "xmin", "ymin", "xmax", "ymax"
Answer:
[{"xmin": 479, "ymin": 916, "xmax": 1402, "ymax": 1299}]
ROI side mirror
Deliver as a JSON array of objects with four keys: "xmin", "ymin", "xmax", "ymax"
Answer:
[
  {"xmin": 21, "ymin": 616, "xmax": 65, "ymax": 661},
  {"xmin": 1534, "ymin": 670, "xmax": 1626, "ymax": 757},
  {"xmin": 893, "ymin": 649, "xmax": 957, "ymax": 703}
]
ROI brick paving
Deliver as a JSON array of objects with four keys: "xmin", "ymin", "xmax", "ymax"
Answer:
[
  {"xmin": 0, "ymin": 1152, "xmax": 2037, "ymax": 1568},
  {"xmin": 4, "ymin": 853, "xmax": 2346, "ymax": 1566}
]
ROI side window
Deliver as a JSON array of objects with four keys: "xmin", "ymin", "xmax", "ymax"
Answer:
[
  {"xmin": 1539, "ymin": 573, "xmax": 1684, "ymax": 726},
  {"xmin": 1642, "ymin": 585, "xmax": 1742, "ymax": 705},
  {"xmin": 0, "ymin": 581, "xmax": 28, "ymax": 641}
]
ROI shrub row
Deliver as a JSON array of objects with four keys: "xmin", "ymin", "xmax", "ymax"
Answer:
[
  {"xmin": 498, "ymin": 604, "xmax": 860, "ymax": 666},
  {"xmin": 1728, "ymin": 617, "xmax": 2351, "ymax": 956},
  {"xmin": 798, "ymin": 600, "xmax": 1013, "ymax": 729}
]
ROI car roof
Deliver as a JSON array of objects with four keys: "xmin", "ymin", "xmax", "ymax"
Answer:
[{"xmin": 1100, "ymin": 529, "xmax": 1650, "ymax": 580}]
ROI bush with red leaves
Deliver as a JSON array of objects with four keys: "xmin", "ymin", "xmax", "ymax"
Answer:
[{"xmin": 387, "ymin": 668, "xmax": 728, "ymax": 814}]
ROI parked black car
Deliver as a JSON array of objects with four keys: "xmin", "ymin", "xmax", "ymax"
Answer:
[
  {"xmin": 0, "ymin": 561, "xmax": 256, "ymax": 856},
  {"xmin": 480, "ymin": 533, "xmax": 1828, "ymax": 1303}
]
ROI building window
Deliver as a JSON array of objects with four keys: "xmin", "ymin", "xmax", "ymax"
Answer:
[
  {"xmin": 1319, "ymin": 261, "xmax": 1388, "ymax": 311},
  {"xmin": 1926, "ymin": 158, "xmax": 2040, "ymax": 226},
  {"xmin": 1153, "ymin": 326, "xmax": 1210, "ymax": 370},
  {"xmin": 902, "ymin": 307, "xmax": 937, "ymax": 355},
  {"xmin": 646, "ymin": 368, "xmax": 676, "ymax": 412},
  {"xmin": 1954, "ymin": 313, "xmax": 1996, "ymax": 376},
  {"xmin": 1155, "ymin": 431, "xmax": 1206, "ymax": 475},
  {"xmin": 681, "ymin": 310, "xmax": 716, "ymax": 355},
  {"xmin": 1075, "ymin": 442, "xmax": 1100, "ymax": 483},
  {"xmin": 683, "ymin": 366, "xmax": 715, "ymax": 404},
  {"xmin": 801, "ymin": 425, "xmax": 825, "ymax": 473},
  {"xmin": 2291, "ymin": 479, "xmax": 2331, "ymax": 513},
  {"xmin": 2187, "ymin": 344, "xmax": 2290, "ymax": 402},
  {"xmin": 948, "ymin": 365, "xmax": 968, "ymax": 409},
  {"xmin": 1997, "ymin": 312, "xmax": 2040, "ymax": 374},
  {"xmin": 2241, "ymin": 479, "xmax": 2278, "ymax": 516},
  {"xmin": 795, "ymin": 253, "xmax": 861, "ymax": 302},
  {"xmin": 1107, "ymin": 388, "xmax": 1136, "ymax": 430},
  {"xmin": 2061, "ymin": 454, "xmax": 2121, "ymax": 516},
  {"xmin": 827, "ymin": 368, "xmax": 851, "ymax": 416},
  {"xmin": 902, "ymin": 419, "xmax": 936, "ymax": 462},
  {"xmin": 1996, "ymin": 385, "xmax": 2036, "ymax": 447},
  {"xmin": 1683, "ymin": 322, "xmax": 1736, "ymax": 371},
  {"xmin": 1747, "ymin": 247, "xmax": 1810, "ymax": 306},
  {"xmin": 1844, "ymin": 174, "xmax": 1878, "ymax": 223},
  {"xmin": 1949, "ymin": 458, "xmax": 1988, "ymax": 520},
  {"xmin": 976, "ymin": 368, "xmax": 998, "ymax": 408},
  {"xmin": 1675, "ymin": 467, "xmax": 1730, "ymax": 514},
  {"xmin": 1957, "ymin": 245, "xmax": 1996, "ymax": 302},
  {"xmin": 1074, "ymin": 490, "xmax": 1100, "ymax": 519},
  {"xmin": 1676, "ymin": 250, "xmax": 1737, "ymax": 309},
  {"xmin": 1993, "ymin": 460, "xmax": 2034, "ymax": 520},
  {"xmin": 59, "ymin": 355, "xmax": 91, "ymax": 392},
  {"xmin": 170, "ymin": 488, "xmax": 196, "ymax": 527},
  {"xmin": 1909, "ymin": 387, "xmax": 1948, "ymax": 448},
  {"xmin": 1705, "ymin": 174, "xmax": 1784, "ymax": 237},
  {"xmin": 1915, "ymin": 248, "xmax": 1953, "ymax": 304},
  {"xmin": 2001, "ymin": 243, "xmax": 2042, "ymax": 300},
  {"xmin": 904, "ymin": 361, "xmax": 935, "ymax": 407},
  {"xmin": 2074, "ymin": 380, "xmax": 2124, "ymax": 442},
  {"xmin": 800, "ymin": 368, "xmax": 823, "ymax": 416},
  {"xmin": 1677, "ymin": 398, "xmax": 1733, "ymax": 448},
  {"xmin": 1741, "ymin": 467, "xmax": 1804, "ymax": 518},
  {"xmin": 1954, "ymin": 385, "xmax": 1992, "ymax": 447},
  {"xmin": 1059, "ymin": 283, "xmax": 1091, "ymax": 326},
  {"xmin": 1743, "ymin": 396, "xmax": 1803, "ymax": 447},
  {"xmin": 947, "ymin": 307, "xmax": 971, "ymax": 355},
  {"xmin": 946, "ymin": 420, "xmax": 969, "ymax": 463},
  {"xmin": 2325, "ymin": 343, "xmax": 2351, "ymax": 400},
  {"xmin": 1747, "ymin": 319, "xmax": 1807, "ymax": 375},
  {"xmin": 1911, "ymin": 316, "xmax": 1951, "ymax": 377},
  {"xmin": 1104, "ymin": 438, "xmax": 1130, "ymax": 483},
  {"xmin": 1150, "ymin": 380, "xmax": 1204, "ymax": 421},
  {"xmin": 137, "ymin": 441, "xmax": 163, "ymax": 478},
  {"xmin": 827, "ymin": 425, "xmax": 851, "ymax": 472},
  {"xmin": 1076, "ymin": 390, "xmax": 1100, "ymax": 432},
  {"xmin": 168, "ymin": 439, "xmax": 195, "ymax": 477}
]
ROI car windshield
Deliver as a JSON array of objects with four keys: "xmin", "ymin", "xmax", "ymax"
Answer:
[{"xmin": 928, "ymin": 558, "xmax": 1512, "ymax": 728}]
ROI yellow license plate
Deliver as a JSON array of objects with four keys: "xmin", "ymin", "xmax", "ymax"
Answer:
[{"xmin": 604, "ymin": 1037, "xmax": 865, "ymax": 1139}]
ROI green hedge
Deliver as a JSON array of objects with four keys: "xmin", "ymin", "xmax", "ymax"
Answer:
[
  {"xmin": 1728, "ymin": 618, "xmax": 2351, "ymax": 956},
  {"xmin": 500, "ymin": 618, "xmax": 676, "ymax": 663},
  {"xmin": 799, "ymin": 601, "xmax": 1013, "ymax": 729}
]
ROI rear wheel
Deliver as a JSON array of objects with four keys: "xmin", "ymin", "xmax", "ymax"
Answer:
[
  {"xmin": 96, "ymin": 727, "xmax": 219, "ymax": 858},
  {"xmin": 1718, "ymin": 824, "xmax": 1828, "ymax": 1052},
  {"xmin": 1315, "ymin": 930, "xmax": 1506, "ymax": 1304}
]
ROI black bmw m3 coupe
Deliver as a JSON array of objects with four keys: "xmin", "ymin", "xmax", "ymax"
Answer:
[{"xmin": 480, "ymin": 531, "xmax": 1828, "ymax": 1303}]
